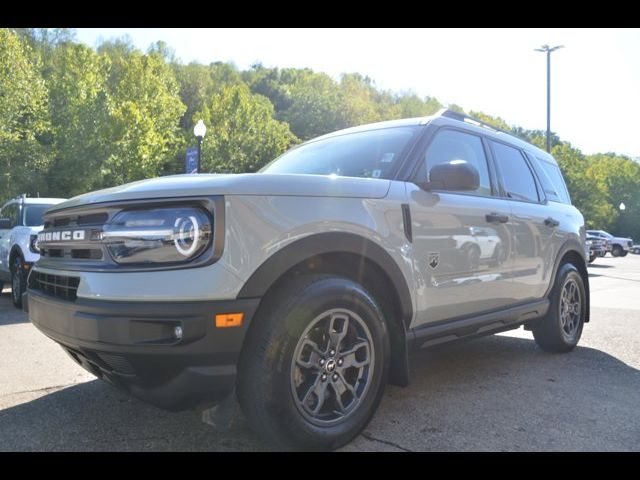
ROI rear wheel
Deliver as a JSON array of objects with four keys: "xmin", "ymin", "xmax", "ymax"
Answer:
[
  {"xmin": 612, "ymin": 245, "xmax": 623, "ymax": 257},
  {"xmin": 237, "ymin": 274, "xmax": 390, "ymax": 451},
  {"xmin": 619, "ymin": 250, "xmax": 628, "ymax": 257},
  {"xmin": 11, "ymin": 255, "xmax": 27, "ymax": 308},
  {"xmin": 532, "ymin": 263, "xmax": 586, "ymax": 353}
]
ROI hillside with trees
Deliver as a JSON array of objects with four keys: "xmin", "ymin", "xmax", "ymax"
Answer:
[{"xmin": 1, "ymin": 29, "xmax": 638, "ymax": 239}]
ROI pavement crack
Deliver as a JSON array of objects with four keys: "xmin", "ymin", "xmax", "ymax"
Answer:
[
  {"xmin": 361, "ymin": 432, "xmax": 412, "ymax": 452},
  {"xmin": 0, "ymin": 383, "xmax": 76, "ymax": 399}
]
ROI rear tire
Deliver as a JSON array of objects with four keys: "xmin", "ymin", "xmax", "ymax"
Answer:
[
  {"xmin": 237, "ymin": 274, "xmax": 390, "ymax": 451},
  {"xmin": 619, "ymin": 250, "xmax": 628, "ymax": 257},
  {"xmin": 532, "ymin": 263, "xmax": 586, "ymax": 353},
  {"xmin": 612, "ymin": 245, "xmax": 623, "ymax": 257},
  {"xmin": 11, "ymin": 255, "xmax": 26, "ymax": 309}
]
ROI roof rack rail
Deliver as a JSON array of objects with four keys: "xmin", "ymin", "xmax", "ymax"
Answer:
[{"xmin": 429, "ymin": 108, "xmax": 513, "ymax": 136}]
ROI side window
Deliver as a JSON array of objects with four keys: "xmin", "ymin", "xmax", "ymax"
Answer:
[
  {"xmin": 2, "ymin": 204, "xmax": 18, "ymax": 228},
  {"xmin": 534, "ymin": 155, "xmax": 571, "ymax": 204},
  {"xmin": 423, "ymin": 129, "xmax": 492, "ymax": 196},
  {"xmin": 490, "ymin": 141, "xmax": 539, "ymax": 202}
]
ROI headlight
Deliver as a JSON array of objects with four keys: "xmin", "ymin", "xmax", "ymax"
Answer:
[
  {"xmin": 30, "ymin": 234, "xmax": 40, "ymax": 253},
  {"xmin": 586, "ymin": 240, "xmax": 592, "ymax": 245},
  {"xmin": 102, "ymin": 207, "xmax": 212, "ymax": 264}
]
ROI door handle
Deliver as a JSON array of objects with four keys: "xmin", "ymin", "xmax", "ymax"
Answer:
[
  {"xmin": 544, "ymin": 217, "xmax": 560, "ymax": 228},
  {"xmin": 485, "ymin": 212, "xmax": 509, "ymax": 223}
]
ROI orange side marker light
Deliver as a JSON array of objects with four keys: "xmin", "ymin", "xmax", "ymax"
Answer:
[{"xmin": 215, "ymin": 313, "xmax": 244, "ymax": 328}]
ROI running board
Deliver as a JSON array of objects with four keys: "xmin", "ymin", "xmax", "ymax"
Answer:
[{"xmin": 410, "ymin": 299, "xmax": 549, "ymax": 349}]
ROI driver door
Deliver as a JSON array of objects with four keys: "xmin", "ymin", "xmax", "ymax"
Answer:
[{"xmin": 407, "ymin": 128, "xmax": 515, "ymax": 327}]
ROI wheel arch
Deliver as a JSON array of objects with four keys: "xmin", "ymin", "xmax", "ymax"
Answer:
[
  {"xmin": 9, "ymin": 245, "xmax": 24, "ymax": 273},
  {"xmin": 546, "ymin": 240, "xmax": 590, "ymax": 324},
  {"xmin": 237, "ymin": 232, "xmax": 414, "ymax": 386}
]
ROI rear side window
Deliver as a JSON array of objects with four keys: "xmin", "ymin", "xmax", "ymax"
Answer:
[
  {"xmin": 1, "ymin": 204, "xmax": 19, "ymax": 228},
  {"xmin": 531, "ymin": 155, "xmax": 571, "ymax": 204},
  {"xmin": 490, "ymin": 141, "xmax": 539, "ymax": 203}
]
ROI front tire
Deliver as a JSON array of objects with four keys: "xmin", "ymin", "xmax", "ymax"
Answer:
[
  {"xmin": 588, "ymin": 253, "xmax": 596, "ymax": 263},
  {"xmin": 532, "ymin": 263, "xmax": 586, "ymax": 353},
  {"xmin": 11, "ymin": 255, "xmax": 27, "ymax": 308},
  {"xmin": 237, "ymin": 274, "xmax": 390, "ymax": 451}
]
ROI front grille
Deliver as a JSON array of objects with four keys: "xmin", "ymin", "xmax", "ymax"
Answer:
[
  {"xmin": 45, "ymin": 212, "xmax": 109, "ymax": 229},
  {"xmin": 95, "ymin": 352, "xmax": 136, "ymax": 375},
  {"xmin": 29, "ymin": 271, "xmax": 80, "ymax": 301}
]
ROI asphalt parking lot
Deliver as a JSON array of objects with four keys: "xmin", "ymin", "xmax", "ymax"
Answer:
[{"xmin": 1, "ymin": 254, "xmax": 639, "ymax": 451}]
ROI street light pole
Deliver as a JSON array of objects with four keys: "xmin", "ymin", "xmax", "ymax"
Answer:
[
  {"xmin": 535, "ymin": 45, "xmax": 564, "ymax": 153},
  {"xmin": 193, "ymin": 120, "xmax": 207, "ymax": 174}
]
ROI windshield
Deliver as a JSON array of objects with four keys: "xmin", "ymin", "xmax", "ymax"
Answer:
[
  {"xmin": 261, "ymin": 126, "xmax": 420, "ymax": 179},
  {"xmin": 23, "ymin": 204, "xmax": 54, "ymax": 227}
]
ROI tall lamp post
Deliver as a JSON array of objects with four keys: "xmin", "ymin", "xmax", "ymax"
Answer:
[
  {"xmin": 193, "ymin": 120, "xmax": 207, "ymax": 173},
  {"xmin": 535, "ymin": 45, "xmax": 564, "ymax": 153}
]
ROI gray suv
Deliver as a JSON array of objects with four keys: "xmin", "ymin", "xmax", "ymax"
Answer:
[{"xmin": 26, "ymin": 109, "xmax": 589, "ymax": 451}]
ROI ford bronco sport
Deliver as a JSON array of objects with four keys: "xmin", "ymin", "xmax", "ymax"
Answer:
[{"xmin": 26, "ymin": 109, "xmax": 589, "ymax": 451}]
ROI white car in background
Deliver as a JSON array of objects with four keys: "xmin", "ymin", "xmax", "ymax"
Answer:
[
  {"xmin": 586, "ymin": 230, "xmax": 634, "ymax": 257},
  {"xmin": 0, "ymin": 195, "xmax": 66, "ymax": 307}
]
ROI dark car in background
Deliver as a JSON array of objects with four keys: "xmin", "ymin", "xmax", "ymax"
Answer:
[{"xmin": 586, "ymin": 235, "xmax": 607, "ymax": 263}]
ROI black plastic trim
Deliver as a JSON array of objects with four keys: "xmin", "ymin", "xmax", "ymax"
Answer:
[
  {"xmin": 27, "ymin": 289, "xmax": 260, "ymax": 409},
  {"xmin": 237, "ymin": 232, "xmax": 414, "ymax": 330},
  {"xmin": 401, "ymin": 204, "xmax": 412, "ymax": 243},
  {"xmin": 410, "ymin": 299, "xmax": 550, "ymax": 348}
]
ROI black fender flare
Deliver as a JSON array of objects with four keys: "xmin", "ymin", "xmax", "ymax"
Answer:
[{"xmin": 237, "ymin": 231, "xmax": 414, "ymax": 330}]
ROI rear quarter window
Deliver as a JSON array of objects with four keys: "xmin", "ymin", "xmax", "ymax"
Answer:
[{"xmin": 527, "ymin": 153, "xmax": 571, "ymax": 204}]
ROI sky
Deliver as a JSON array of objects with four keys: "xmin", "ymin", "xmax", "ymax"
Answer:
[{"xmin": 75, "ymin": 28, "xmax": 640, "ymax": 158}]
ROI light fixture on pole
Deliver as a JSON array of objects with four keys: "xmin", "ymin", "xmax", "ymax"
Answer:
[
  {"xmin": 535, "ymin": 44, "xmax": 564, "ymax": 153},
  {"xmin": 193, "ymin": 120, "xmax": 207, "ymax": 173}
]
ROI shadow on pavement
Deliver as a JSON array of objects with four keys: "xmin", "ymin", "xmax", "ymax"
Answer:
[
  {"xmin": 1, "ymin": 334, "xmax": 639, "ymax": 451},
  {"xmin": 0, "ymin": 292, "xmax": 30, "ymax": 326},
  {"xmin": 587, "ymin": 263, "xmax": 614, "ymax": 269}
]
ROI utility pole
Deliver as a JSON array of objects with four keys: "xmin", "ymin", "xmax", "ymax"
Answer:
[{"xmin": 535, "ymin": 45, "xmax": 564, "ymax": 152}]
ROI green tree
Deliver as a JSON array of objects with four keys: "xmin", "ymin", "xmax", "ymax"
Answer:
[
  {"xmin": 338, "ymin": 73, "xmax": 381, "ymax": 127},
  {"xmin": 283, "ymin": 71, "xmax": 343, "ymax": 140},
  {"xmin": 196, "ymin": 84, "xmax": 297, "ymax": 173},
  {"xmin": 44, "ymin": 42, "xmax": 112, "ymax": 196},
  {"xmin": 99, "ymin": 44, "xmax": 186, "ymax": 185},
  {"xmin": 0, "ymin": 29, "xmax": 51, "ymax": 202}
]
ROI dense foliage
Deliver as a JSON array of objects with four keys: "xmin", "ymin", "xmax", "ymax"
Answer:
[{"xmin": 1, "ymin": 29, "xmax": 639, "ymax": 239}]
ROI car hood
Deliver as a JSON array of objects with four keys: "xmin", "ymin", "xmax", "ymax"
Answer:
[{"xmin": 49, "ymin": 173, "xmax": 392, "ymax": 212}]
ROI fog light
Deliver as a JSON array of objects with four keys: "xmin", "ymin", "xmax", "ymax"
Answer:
[{"xmin": 174, "ymin": 325, "xmax": 183, "ymax": 340}]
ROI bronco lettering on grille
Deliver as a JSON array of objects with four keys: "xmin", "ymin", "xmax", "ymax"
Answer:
[{"xmin": 38, "ymin": 230, "xmax": 86, "ymax": 243}]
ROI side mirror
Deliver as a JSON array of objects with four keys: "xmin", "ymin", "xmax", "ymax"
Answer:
[
  {"xmin": 420, "ymin": 160, "xmax": 480, "ymax": 191},
  {"xmin": 0, "ymin": 218, "xmax": 11, "ymax": 229}
]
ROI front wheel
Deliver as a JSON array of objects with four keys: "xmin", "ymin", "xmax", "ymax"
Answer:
[
  {"xmin": 237, "ymin": 274, "xmax": 390, "ymax": 451},
  {"xmin": 11, "ymin": 256, "xmax": 27, "ymax": 308},
  {"xmin": 588, "ymin": 253, "xmax": 597, "ymax": 263},
  {"xmin": 532, "ymin": 263, "xmax": 586, "ymax": 353}
]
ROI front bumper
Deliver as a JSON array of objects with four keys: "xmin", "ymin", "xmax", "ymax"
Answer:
[{"xmin": 27, "ymin": 289, "xmax": 260, "ymax": 410}]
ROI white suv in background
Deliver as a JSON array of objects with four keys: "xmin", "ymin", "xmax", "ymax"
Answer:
[
  {"xmin": 586, "ymin": 230, "xmax": 633, "ymax": 257},
  {"xmin": 0, "ymin": 195, "xmax": 66, "ymax": 307}
]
